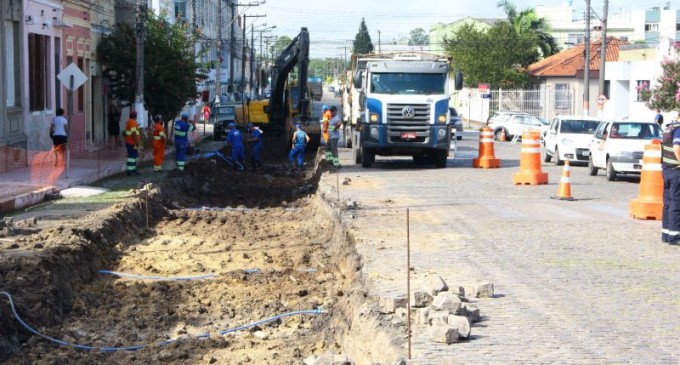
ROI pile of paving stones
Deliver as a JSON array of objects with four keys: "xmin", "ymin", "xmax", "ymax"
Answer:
[{"xmin": 379, "ymin": 274, "xmax": 494, "ymax": 344}]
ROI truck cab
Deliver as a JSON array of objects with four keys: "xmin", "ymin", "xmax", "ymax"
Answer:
[{"xmin": 351, "ymin": 53, "xmax": 462, "ymax": 168}]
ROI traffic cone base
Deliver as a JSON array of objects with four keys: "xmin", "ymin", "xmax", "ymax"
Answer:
[
  {"xmin": 473, "ymin": 126, "xmax": 501, "ymax": 168},
  {"xmin": 629, "ymin": 139, "xmax": 663, "ymax": 220},
  {"xmin": 551, "ymin": 160, "xmax": 574, "ymax": 199},
  {"xmin": 629, "ymin": 199, "xmax": 662, "ymax": 220},
  {"xmin": 473, "ymin": 156, "xmax": 501, "ymax": 168},
  {"xmin": 513, "ymin": 130, "xmax": 548, "ymax": 185},
  {"xmin": 513, "ymin": 172, "xmax": 549, "ymax": 185}
]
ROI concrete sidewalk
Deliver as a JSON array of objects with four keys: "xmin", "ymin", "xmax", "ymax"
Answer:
[
  {"xmin": 0, "ymin": 127, "xmax": 214, "ymax": 214},
  {"xmin": 0, "ymin": 146, "xmax": 131, "ymax": 214}
]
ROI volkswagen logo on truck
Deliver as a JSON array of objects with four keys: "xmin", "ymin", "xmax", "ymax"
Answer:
[{"xmin": 402, "ymin": 106, "xmax": 416, "ymax": 119}]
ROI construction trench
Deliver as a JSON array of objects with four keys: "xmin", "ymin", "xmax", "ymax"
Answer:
[{"xmin": 0, "ymin": 143, "xmax": 406, "ymax": 364}]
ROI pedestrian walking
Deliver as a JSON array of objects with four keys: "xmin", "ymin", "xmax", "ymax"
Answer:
[
  {"xmin": 289, "ymin": 123, "xmax": 309, "ymax": 171},
  {"xmin": 152, "ymin": 114, "xmax": 166, "ymax": 172},
  {"xmin": 320, "ymin": 105, "xmax": 331, "ymax": 160},
  {"xmin": 173, "ymin": 112, "xmax": 195, "ymax": 171},
  {"xmin": 124, "ymin": 110, "xmax": 142, "ymax": 175},
  {"xmin": 107, "ymin": 104, "xmax": 121, "ymax": 149},
  {"xmin": 50, "ymin": 108, "xmax": 69, "ymax": 167},
  {"xmin": 246, "ymin": 123, "xmax": 263, "ymax": 169},
  {"xmin": 655, "ymin": 109, "xmax": 664, "ymax": 127},
  {"xmin": 661, "ymin": 120, "xmax": 680, "ymax": 245},
  {"xmin": 226, "ymin": 122, "xmax": 246, "ymax": 167},
  {"xmin": 202, "ymin": 103, "xmax": 211, "ymax": 124},
  {"xmin": 328, "ymin": 106, "xmax": 343, "ymax": 167}
]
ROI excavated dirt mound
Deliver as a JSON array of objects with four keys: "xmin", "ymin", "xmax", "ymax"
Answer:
[{"xmin": 0, "ymin": 143, "xmax": 380, "ymax": 364}]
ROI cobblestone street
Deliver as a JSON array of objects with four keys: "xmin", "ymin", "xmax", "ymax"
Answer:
[{"xmin": 323, "ymin": 137, "xmax": 678, "ymax": 364}]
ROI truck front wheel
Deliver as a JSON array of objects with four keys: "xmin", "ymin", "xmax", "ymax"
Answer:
[
  {"xmin": 434, "ymin": 149, "xmax": 448, "ymax": 168},
  {"xmin": 361, "ymin": 147, "xmax": 375, "ymax": 168}
]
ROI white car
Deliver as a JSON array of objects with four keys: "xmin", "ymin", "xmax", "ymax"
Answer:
[
  {"xmin": 487, "ymin": 112, "xmax": 548, "ymax": 141},
  {"xmin": 543, "ymin": 115, "xmax": 603, "ymax": 165},
  {"xmin": 587, "ymin": 120, "xmax": 662, "ymax": 181}
]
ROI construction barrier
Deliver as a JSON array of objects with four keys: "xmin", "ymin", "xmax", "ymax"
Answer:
[
  {"xmin": 512, "ymin": 131, "xmax": 548, "ymax": 185},
  {"xmin": 472, "ymin": 126, "xmax": 500, "ymax": 168},
  {"xmin": 552, "ymin": 160, "xmax": 574, "ymax": 200},
  {"xmin": 629, "ymin": 139, "xmax": 663, "ymax": 220}
]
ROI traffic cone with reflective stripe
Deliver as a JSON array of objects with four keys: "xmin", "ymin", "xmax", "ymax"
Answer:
[
  {"xmin": 630, "ymin": 139, "xmax": 663, "ymax": 220},
  {"xmin": 473, "ymin": 126, "xmax": 501, "ymax": 168},
  {"xmin": 512, "ymin": 131, "xmax": 548, "ymax": 185},
  {"xmin": 552, "ymin": 159, "xmax": 574, "ymax": 200}
]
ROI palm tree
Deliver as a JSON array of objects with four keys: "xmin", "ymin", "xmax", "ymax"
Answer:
[{"xmin": 497, "ymin": 0, "xmax": 559, "ymax": 57}]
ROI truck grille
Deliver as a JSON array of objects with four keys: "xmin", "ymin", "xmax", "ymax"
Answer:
[{"xmin": 386, "ymin": 104, "xmax": 430, "ymax": 143}]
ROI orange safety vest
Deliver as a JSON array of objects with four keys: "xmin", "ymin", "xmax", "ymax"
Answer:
[
  {"xmin": 322, "ymin": 110, "xmax": 332, "ymax": 141},
  {"xmin": 152, "ymin": 122, "xmax": 166, "ymax": 148},
  {"xmin": 124, "ymin": 118, "xmax": 140, "ymax": 145}
]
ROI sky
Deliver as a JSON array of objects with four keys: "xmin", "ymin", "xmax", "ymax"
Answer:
[{"xmin": 245, "ymin": 0, "xmax": 680, "ymax": 59}]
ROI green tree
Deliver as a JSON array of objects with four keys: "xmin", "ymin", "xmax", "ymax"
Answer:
[
  {"xmin": 353, "ymin": 18, "xmax": 374, "ymax": 55},
  {"xmin": 443, "ymin": 22, "xmax": 539, "ymax": 88},
  {"xmin": 408, "ymin": 28, "xmax": 429, "ymax": 46},
  {"xmin": 271, "ymin": 35, "xmax": 293, "ymax": 60},
  {"xmin": 98, "ymin": 10, "xmax": 206, "ymax": 122},
  {"xmin": 497, "ymin": 0, "xmax": 559, "ymax": 57},
  {"xmin": 644, "ymin": 48, "xmax": 680, "ymax": 111}
]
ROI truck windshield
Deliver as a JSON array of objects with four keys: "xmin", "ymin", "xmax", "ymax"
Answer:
[{"xmin": 370, "ymin": 73, "xmax": 446, "ymax": 94}]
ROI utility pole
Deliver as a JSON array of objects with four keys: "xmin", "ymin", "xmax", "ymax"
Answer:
[
  {"xmin": 229, "ymin": 1, "xmax": 236, "ymax": 95},
  {"xmin": 134, "ymin": 0, "xmax": 147, "ymax": 127},
  {"xmin": 583, "ymin": 0, "xmax": 591, "ymax": 117},
  {"xmin": 241, "ymin": 14, "xmax": 265, "ymax": 99},
  {"xmin": 215, "ymin": 0, "xmax": 224, "ymax": 104},
  {"xmin": 598, "ymin": 0, "xmax": 609, "ymax": 96},
  {"xmin": 378, "ymin": 30, "xmax": 381, "ymax": 54}
]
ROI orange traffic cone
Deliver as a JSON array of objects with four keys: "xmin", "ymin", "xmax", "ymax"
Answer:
[
  {"xmin": 630, "ymin": 139, "xmax": 663, "ymax": 220},
  {"xmin": 473, "ymin": 126, "xmax": 501, "ymax": 168},
  {"xmin": 551, "ymin": 160, "xmax": 574, "ymax": 200},
  {"xmin": 512, "ymin": 131, "xmax": 548, "ymax": 185}
]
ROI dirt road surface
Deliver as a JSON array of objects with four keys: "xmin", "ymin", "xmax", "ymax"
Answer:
[{"xmin": 0, "ymin": 138, "xmax": 404, "ymax": 364}]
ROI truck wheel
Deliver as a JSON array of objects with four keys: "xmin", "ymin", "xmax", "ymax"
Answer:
[
  {"xmin": 434, "ymin": 150, "xmax": 448, "ymax": 168},
  {"xmin": 361, "ymin": 147, "xmax": 374, "ymax": 168}
]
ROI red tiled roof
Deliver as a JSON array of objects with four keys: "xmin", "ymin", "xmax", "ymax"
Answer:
[{"xmin": 528, "ymin": 37, "xmax": 626, "ymax": 77}]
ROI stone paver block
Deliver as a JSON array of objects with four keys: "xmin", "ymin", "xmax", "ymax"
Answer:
[
  {"xmin": 414, "ymin": 307, "xmax": 430, "ymax": 325},
  {"xmin": 427, "ymin": 310, "xmax": 450, "ymax": 326},
  {"xmin": 420, "ymin": 274, "xmax": 449, "ymax": 296},
  {"xmin": 410, "ymin": 290, "xmax": 433, "ymax": 308},
  {"xmin": 430, "ymin": 324, "xmax": 459, "ymax": 344},
  {"xmin": 379, "ymin": 296, "xmax": 407, "ymax": 314},
  {"xmin": 431, "ymin": 292, "xmax": 462, "ymax": 312},
  {"xmin": 447, "ymin": 314, "xmax": 471, "ymax": 339},
  {"xmin": 457, "ymin": 303, "xmax": 481, "ymax": 323}
]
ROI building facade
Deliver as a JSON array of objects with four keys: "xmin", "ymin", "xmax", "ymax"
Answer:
[{"xmin": 0, "ymin": 0, "xmax": 24, "ymax": 153}]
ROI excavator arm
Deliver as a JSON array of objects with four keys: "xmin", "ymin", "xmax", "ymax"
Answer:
[{"xmin": 268, "ymin": 27, "xmax": 310, "ymax": 127}]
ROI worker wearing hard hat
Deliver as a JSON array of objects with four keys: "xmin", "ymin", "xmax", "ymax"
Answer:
[
  {"xmin": 151, "ymin": 115, "xmax": 166, "ymax": 172},
  {"xmin": 321, "ymin": 105, "xmax": 331, "ymax": 160},
  {"xmin": 246, "ymin": 123, "xmax": 263, "ymax": 169},
  {"xmin": 226, "ymin": 122, "xmax": 246, "ymax": 167},
  {"xmin": 173, "ymin": 112, "xmax": 195, "ymax": 171}
]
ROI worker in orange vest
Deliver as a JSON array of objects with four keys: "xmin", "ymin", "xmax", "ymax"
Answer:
[
  {"xmin": 152, "ymin": 114, "xmax": 166, "ymax": 172},
  {"xmin": 124, "ymin": 111, "xmax": 142, "ymax": 175},
  {"xmin": 321, "ymin": 105, "xmax": 331, "ymax": 160}
]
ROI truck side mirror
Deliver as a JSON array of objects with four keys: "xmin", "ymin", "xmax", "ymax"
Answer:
[
  {"xmin": 454, "ymin": 71, "xmax": 464, "ymax": 91},
  {"xmin": 353, "ymin": 71, "xmax": 363, "ymax": 89}
]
